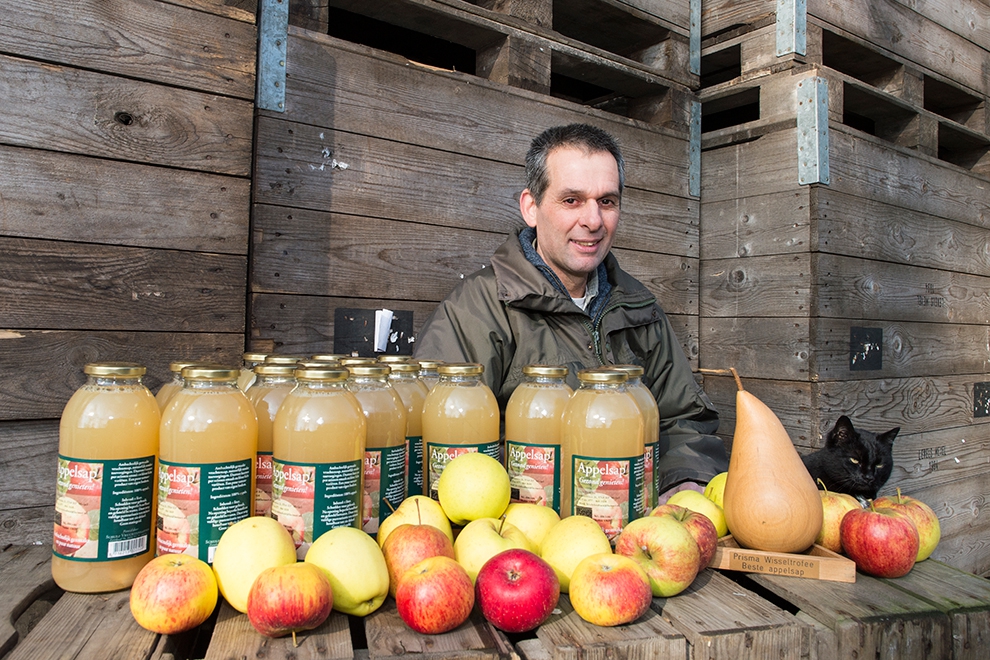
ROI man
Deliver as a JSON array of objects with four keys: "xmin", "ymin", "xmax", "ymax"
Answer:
[{"xmin": 413, "ymin": 123, "xmax": 727, "ymax": 500}]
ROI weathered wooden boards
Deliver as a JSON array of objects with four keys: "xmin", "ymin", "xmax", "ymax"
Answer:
[
  {"xmin": 251, "ymin": 1, "xmax": 701, "ymax": 360},
  {"xmin": 0, "ymin": 0, "xmax": 256, "ymax": 545}
]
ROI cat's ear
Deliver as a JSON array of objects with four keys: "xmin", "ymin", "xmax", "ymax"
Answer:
[
  {"xmin": 827, "ymin": 415, "xmax": 856, "ymax": 447},
  {"xmin": 877, "ymin": 427, "xmax": 899, "ymax": 445}
]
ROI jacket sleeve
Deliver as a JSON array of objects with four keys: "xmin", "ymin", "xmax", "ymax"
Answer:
[{"xmin": 645, "ymin": 310, "xmax": 729, "ymax": 493}]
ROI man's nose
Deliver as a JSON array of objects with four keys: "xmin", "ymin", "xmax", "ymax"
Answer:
[{"xmin": 580, "ymin": 201, "xmax": 604, "ymax": 229}]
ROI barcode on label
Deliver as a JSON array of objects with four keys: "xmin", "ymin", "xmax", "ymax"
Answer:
[{"xmin": 108, "ymin": 536, "xmax": 148, "ymax": 559}]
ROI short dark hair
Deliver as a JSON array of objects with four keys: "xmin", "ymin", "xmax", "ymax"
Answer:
[{"xmin": 525, "ymin": 124, "xmax": 625, "ymax": 205}]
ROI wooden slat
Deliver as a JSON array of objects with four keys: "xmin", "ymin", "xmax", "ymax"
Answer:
[
  {"xmin": 0, "ymin": 0, "xmax": 256, "ymax": 99},
  {"xmin": 364, "ymin": 598, "xmax": 511, "ymax": 659},
  {"xmin": 274, "ymin": 28, "xmax": 693, "ymax": 196},
  {"xmin": 0, "ymin": 420, "xmax": 58, "ymax": 517},
  {"xmin": 0, "ymin": 330, "xmax": 245, "ymax": 420},
  {"xmin": 162, "ymin": 0, "xmax": 257, "ymax": 23},
  {"xmin": 0, "ymin": 145, "xmax": 250, "ymax": 253},
  {"xmin": 6, "ymin": 590, "xmax": 160, "ymax": 660},
  {"xmin": 655, "ymin": 569, "xmax": 808, "ymax": 658},
  {"xmin": 0, "ymin": 507, "xmax": 55, "ymax": 547},
  {"xmin": 908, "ymin": 474, "xmax": 990, "ymax": 577},
  {"xmin": 203, "ymin": 600, "xmax": 353, "ymax": 659},
  {"xmin": 887, "ymin": 0, "xmax": 990, "ymax": 54},
  {"xmin": 700, "ymin": 188, "xmax": 813, "ymax": 260},
  {"xmin": 700, "ymin": 316, "xmax": 812, "ymax": 381},
  {"xmin": 0, "ymin": 54, "xmax": 254, "ymax": 176},
  {"xmin": 700, "ymin": 254, "xmax": 813, "ymax": 319},
  {"xmin": 882, "ymin": 423, "xmax": 988, "ymax": 497},
  {"xmin": 0, "ymin": 546, "xmax": 56, "ymax": 659},
  {"xmin": 700, "ymin": 373, "xmax": 816, "ymax": 445},
  {"xmin": 0, "ymin": 238, "xmax": 246, "ymax": 333}
]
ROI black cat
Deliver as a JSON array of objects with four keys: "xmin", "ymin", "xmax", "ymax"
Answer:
[{"xmin": 802, "ymin": 415, "xmax": 899, "ymax": 501}]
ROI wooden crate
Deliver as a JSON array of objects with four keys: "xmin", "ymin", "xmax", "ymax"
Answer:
[{"xmin": 0, "ymin": 0, "xmax": 257, "ymax": 545}]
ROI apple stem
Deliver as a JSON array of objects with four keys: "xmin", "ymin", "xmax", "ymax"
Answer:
[
  {"xmin": 292, "ymin": 631, "xmax": 299, "ymax": 648},
  {"xmin": 498, "ymin": 515, "xmax": 507, "ymax": 536},
  {"xmin": 867, "ymin": 499, "xmax": 876, "ymax": 512},
  {"xmin": 895, "ymin": 487, "xmax": 903, "ymax": 504},
  {"xmin": 817, "ymin": 478, "xmax": 829, "ymax": 495}
]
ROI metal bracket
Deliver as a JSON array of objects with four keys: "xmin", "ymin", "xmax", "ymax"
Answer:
[
  {"xmin": 689, "ymin": 100, "xmax": 701, "ymax": 197},
  {"xmin": 257, "ymin": 0, "xmax": 289, "ymax": 112},
  {"xmin": 776, "ymin": 0, "xmax": 807, "ymax": 57},
  {"xmin": 689, "ymin": 0, "xmax": 701, "ymax": 76},
  {"xmin": 796, "ymin": 76, "xmax": 829, "ymax": 185}
]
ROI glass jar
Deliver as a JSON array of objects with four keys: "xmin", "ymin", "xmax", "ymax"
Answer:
[{"xmin": 246, "ymin": 364, "xmax": 297, "ymax": 518}]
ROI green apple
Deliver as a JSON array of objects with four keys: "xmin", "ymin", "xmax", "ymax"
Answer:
[
  {"xmin": 305, "ymin": 526, "xmax": 389, "ymax": 616},
  {"xmin": 437, "ymin": 452, "xmax": 511, "ymax": 526},
  {"xmin": 503, "ymin": 503, "xmax": 560, "ymax": 553},
  {"xmin": 453, "ymin": 517, "xmax": 533, "ymax": 583},
  {"xmin": 667, "ymin": 489, "xmax": 728, "ymax": 537},
  {"xmin": 377, "ymin": 495, "xmax": 454, "ymax": 548},
  {"xmin": 539, "ymin": 515, "xmax": 612, "ymax": 593},
  {"xmin": 703, "ymin": 472, "xmax": 728, "ymax": 509}
]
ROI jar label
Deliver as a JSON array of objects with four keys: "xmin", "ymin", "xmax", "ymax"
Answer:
[
  {"xmin": 570, "ymin": 454, "xmax": 645, "ymax": 542},
  {"xmin": 53, "ymin": 455, "xmax": 155, "ymax": 562},
  {"xmin": 363, "ymin": 445, "xmax": 407, "ymax": 536},
  {"xmin": 426, "ymin": 441, "xmax": 501, "ymax": 499},
  {"xmin": 406, "ymin": 435, "xmax": 423, "ymax": 497},
  {"xmin": 256, "ymin": 452, "xmax": 274, "ymax": 518},
  {"xmin": 643, "ymin": 444, "xmax": 656, "ymax": 513},
  {"xmin": 271, "ymin": 458, "xmax": 362, "ymax": 560},
  {"xmin": 156, "ymin": 459, "xmax": 252, "ymax": 564},
  {"xmin": 506, "ymin": 441, "xmax": 560, "ymax": 514}
]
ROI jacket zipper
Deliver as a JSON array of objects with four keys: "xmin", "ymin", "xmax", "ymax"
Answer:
[{"xmin": 585, "ymin": 298, "xmax": 655, "ymax": 365}]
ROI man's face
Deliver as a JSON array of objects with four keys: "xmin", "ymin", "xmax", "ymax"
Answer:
[{"xmin": 520, "ymin": 146, "xmax": 621, "ymax": 297}]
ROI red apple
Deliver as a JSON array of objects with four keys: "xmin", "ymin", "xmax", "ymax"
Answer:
[
  {"xmin": 651, "ymin": 503, "xmax": 718, "ymax": 570},
  {"xmin": 396, "ymin": 556, "xmax": 475, "ymax": 634},
  {"xmin": 130, "ymin": 554, "xmax": 218, "ymax": 634},
  {"xmin": 475, "ymin": 548, "xmax": 560, "ymax": 633},
  {"xmin": 382, "ymin": 522, "xmax": 456, "ymax": 597},
  {"xmin": 815, "ymin": 485, "xmax": 861, "ymax": 554},
  {"xmin": 614, "ymin": 515, "xmax": 700, "ymax": 597},
  {"xmin": 840, "ymin": 502, "xmax": 919, "ymax": 578},
  {"xmin": 568, "ymin": 553, "xmax": 652, "ymax": 627},
  {"xmin": 874, "ymin": 488, "xmax": 941, "ymax": 561},
  {"xmin": 247, "ymin": 562, "xmax": 333, "ymax": 647}
]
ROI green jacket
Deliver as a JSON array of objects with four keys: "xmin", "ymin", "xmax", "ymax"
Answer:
[{"xmin": 413, "ymin": 227, "xmax": 728, "ymax": 492}]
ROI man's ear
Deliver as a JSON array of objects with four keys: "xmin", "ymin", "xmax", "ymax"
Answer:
[{"xmin": 519, "ymin": 188, "xmax": 539, "ymax": 228}]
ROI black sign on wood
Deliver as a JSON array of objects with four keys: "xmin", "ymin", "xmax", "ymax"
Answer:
[
  {"xmin": 333, "ymin": 308, "xmax": 415, "ymax": 357},
  {"xmin": 849, "ymin": 327, "xmax": 882, "ymax": 371},
  {"xmin": 974, "ymin": 382, "xmax": 990, "ymax": 418}
]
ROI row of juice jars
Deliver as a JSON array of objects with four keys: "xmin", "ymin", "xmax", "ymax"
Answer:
[{"xmin": 53, "ymin": 353, "xmax": 657, "ymax": 593}]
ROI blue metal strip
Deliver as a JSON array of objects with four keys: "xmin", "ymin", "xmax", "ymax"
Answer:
[
  {"xmin": 690, "ymin": 100, "xmax": 701, "ymax": 197},
  {"xmin": 690, "ymin": 0, "xmax": 701, "ymax": 76},
  {"xmin": 796, "ymin": 77, "xmax": 829, "ymax": 185},
  {"xmin": 257, "ymin": 0, "xmax": 289, "ymax": 112},
  {"xmin": 776, "ymin": 0, "xmax": 807, "ymax": 57}
]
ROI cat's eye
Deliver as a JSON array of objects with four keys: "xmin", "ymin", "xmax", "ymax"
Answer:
[
  {"xmin": 849, "ymin": 458, "xmax": 860, "ymax": 464},
  {"xmin": 876, "ymin": 464, "xmax": 883, "ymax": 469}
]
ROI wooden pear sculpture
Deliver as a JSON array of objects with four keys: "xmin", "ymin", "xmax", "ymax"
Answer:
[{"xmin": 722, "ymin": 369, "xmax": 823, "ymax": 553}]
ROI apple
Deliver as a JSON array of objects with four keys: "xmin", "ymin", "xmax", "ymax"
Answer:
[
  {"xmin": 568, "ymin": 553, "xmax": 652, "ymax": 627},
  {"xmin": 211, "ymin": 516, "xmax": 298, "ymax": 613},
  {"xmin": 377, "ymin": 495, "xmax": 454, "ymax": 548},
  {"xmin": 130, "ymin": 554, "xmax": 218, "ymax": 634},
  {"xmin": 840, "ymin": 502, "xmax": 919, "ymax": 578},
  {"xmin": 650, "ymin": 503, "xmax": 718, "ymax": 570},
  {"xmin": 874, "ymin": 488, "xmax": 941, "ymax": 561},
  {"xmin": 614, "ymin": 515, "xmax": 700, "ymax": 597},
  {"xmin": 666, "ymin": 489, "xmax": 728, "ymax": 537},
  {"xmin": 437, "ymin": 452, "xmax": 511, "ymax": 526},
  {"xmin": 396, "ymin": 556, "xmax": 475, "ymax": 634},
  {"xmin": 475, "ymin": 548, "xmax": 559, "ymax": 633},
  {"xmin": 453, "ymin": 517, "xmax": 534, "ymax": 583},
  {"xmin": 703, "ymin": 471, "xmax": 728, "ymax": 508},
  {"xmin": 305, "ymin": 526, "xmax": 389, "ymax": 616},
  {"xmin": 246, "ymin": 562, "xmax": 333, "ymax": 647},
  {"xmin": 815, "ymin": 484, "xmax": 862, "ymax": 553},
  {"xmin": 502, "ymin": 502, "xmax": 560, "ymax": 553},
  {"xmin": 539, "ymin": 515, "xmax": 612, "ymax": 593},
  {"xmin": 382, "ymin": 522, "xmax": 456, "ymax": 597}
]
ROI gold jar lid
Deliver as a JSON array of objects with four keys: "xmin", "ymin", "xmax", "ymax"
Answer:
[
  {"xmin": 388, "ymin": 362, "xmax": 421, "ymax": 374},
  {"xmin": 339, "ymin": 357, "xmax": 378, "ymax": 367},
  {"xmin": 312, "ymin": 354, "xmax": 348, "ymax": 362},
  {"xmin": 347, "ymin": 365, "xmax": 390, "ymax": 378},
  {"xmin": 378, "ymin": 355, "xmax": 412, "ymax": 363},
  {"xmin": 253, "ymin": 364, "xmax": 298, "ymax": 377},
  {"xmin": 84, "ymin": 362, "xmax": 146, "ymax": 377},
  {"xmin": 182, "ymin": 366, "xmax": 240, "ymax": 382},
  {"xmin": 294, "ymin": 367, "xmax": 349, "ymax": 383},
  {"xmin": 438, "ymin": 363, "xmax": 484, "ymax": 376},
  {"xmin": 522, "ymin": 364, "xmax": 569, "ymax": 378},
  {"xmin": 611, "ymin": 364, "xmax": 644, "ymax": 378},
  {"xmin": 264, "ymin": 354, "xmax": 308, "ymax": 365},
  {"xmin": 295, "ymin": 360, "xmax": 339, "ymax": 368},
  {"xmin": 416, "ymin": 359, "xmax": 444, "ymax": 371},
  {"xmin": 169, "ymin": 360, "xmax": 215, "ymax": 374},
  {"xmin": 242, "ymin": 352, "xmax": 269, "ymax": 363},
  {"xmin": 576, "ymin": 368, "xmax": 627, "ymax": 384}
]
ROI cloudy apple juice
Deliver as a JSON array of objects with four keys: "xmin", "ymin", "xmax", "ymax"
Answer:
[
  {"xmin": 613, "ymin": 365, "xmax": 660, "ymax": 514},
  {"xmin": 386, "ymin": 361, "xmax": 429, "ymax": 496},
  {"xmin": 246, "ymin": 364, "xmax": 297, "ymax": 519}
]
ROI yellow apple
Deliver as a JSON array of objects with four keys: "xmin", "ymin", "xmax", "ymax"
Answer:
[
  {"xmin": 453, "ymin": 517, "xmax": 534, "ymax": 583},
  {"xmin": 815, "ymin": 488, "xmax": 861, "ymax": 553},
  {"xmin": 377, "ymin": 495, "xmax": 454, "ymax": 548},
  {"xmin": 667, "ymin": 489, "xmax": 728, "ymax": 537},
  {"xmin": 568, "ymin": 553, "xmax": 652, "ymax": 627},
  {"xmin": 130, "ymin": 554, "xmax": 218, "ymax": 634},
  {"xmin": 437, "ymin": 453, "xmax": 511, "ymax": 526},
  {"xmin": 703, "ymin": 471, "xmax": 728, "ymax": 508},
  {"xmin": 305, "ymin": 526, "xmax": 389, "ymax": 616},
  {"xmin": 212, "ymin": 516, "xmax": 298, "ymax": 613},
  {"xmin": 503, "ymin": 503, "xmax": 560, "ymax": 553},
  {"xmin": 538, "ymin": 515, "xmax": 612, "ymax": 593}
]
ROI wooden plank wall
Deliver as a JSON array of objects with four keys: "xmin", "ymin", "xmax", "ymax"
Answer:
[
  {"xmin": 698, "ymin": 0, "xmax": 990, "ymax": 572},
  {"xmin": 249, "ymin": 1, "xmax": 702, "ymax": 363},
  {"xmin": 0, "ymin": 0, "xmax": 257, "ymax": 544}
]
